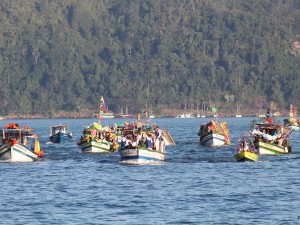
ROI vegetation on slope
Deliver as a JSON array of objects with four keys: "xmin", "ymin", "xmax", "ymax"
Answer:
[{"xmin": 0, "ymin": 0, "xmax": 300, "ymax": 117}]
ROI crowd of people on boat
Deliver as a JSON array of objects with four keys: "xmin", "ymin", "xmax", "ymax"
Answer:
[
  {"xmin": 237, "ymin": 140, "xmax": 257, "ymax": 153},
  {"xmin": 120, "ymin": 125, "xmax": 163, "ymax": 152},
  {"xmin": 78, "ymin": 115, "xmax": 164, "ymax": 152}
]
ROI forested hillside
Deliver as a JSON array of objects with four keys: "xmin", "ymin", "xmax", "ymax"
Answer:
[{"xmin": 1, "ymin": 0, "xmax": 300, "ymax": 117}]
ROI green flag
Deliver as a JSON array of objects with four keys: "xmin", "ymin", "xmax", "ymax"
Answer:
[{"xmin": 212, "ymin": 107, "xmax": 218, "ymax": 113}]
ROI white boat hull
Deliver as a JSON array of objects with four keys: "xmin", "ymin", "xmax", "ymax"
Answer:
[
  {"xmin": 0, "ymin": 144, "xmax": 38, "ymax": 162},
  {"xmin": 201, "ymin": 133, "xmax": 227, "ymax": 146},
  {"xmin": 119, "ymin": 148, "xmax": 165, "ymax": 164},
  {"xmin": 79, "ymin": 140, "xmax": 111, "ymax": 153}
]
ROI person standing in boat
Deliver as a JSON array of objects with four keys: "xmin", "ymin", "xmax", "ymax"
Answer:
[
  {"xmin": 146, "ymin": 133, "xmax": 153, "ymax": 150},
  {"xmin": 120, "ymin": 135, "xmax": 126, "ymax": 150},
  {"xmin": 155, "ymin": 126, "xmax": 162, "ymax": 141},
  {"xmin": 155, "ymin": 126, "xmax": 163, "ymax": 151}
]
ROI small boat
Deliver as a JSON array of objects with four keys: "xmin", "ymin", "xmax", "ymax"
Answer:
[
  {"xmin": 114, "ymin": 114, "xmax": 135, "ymax": 118},
  {"xmin": 258, "ymin": 102, "xmax": 265, "ymax": 117},
  {"xmin": 251, "ymin": 123, "xmax": 292, "ymax": 155},
  {"xmin": 114, "ymin": 106, "xmax": 135, "ymax": 118},
  {"xmin": 198, "ymin": 120, "xmax": 230, "ymax": 146},
  {"xmin": 234, "ymin": 136, "xmax": 258, "ymax": 162},
  {"xmin": 119, "ymin": 114, "xmax": 175, "ymax": 164},
  {"xmin": 235, "ymin": 104, "xmax": 242, "ymax": 117},
  {"xmin": 149, "ymin": 114, "xmax": 155, "ymax": 119},
  {"xmin": 94, "ymin": 96, "xmax": 114, "ymax": 119},
  {"xmin": 175, "ymin": 100, "xmax": 195, "ymax": 118},
  {"xmin": 175, "ymin": 113, "xmax": 195, "ymax": 118},
  {"xmin": 49, "ymin": 125, "xmax": 72, "ymax": 143},
  {"xmin": 78, "ymin": 97, "xmax": 119, "ymax": 153},
  {"xmin": 0, "ymin": 123, "xmax": 44, "ymax": 162}
]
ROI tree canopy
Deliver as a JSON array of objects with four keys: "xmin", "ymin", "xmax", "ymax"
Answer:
[{"xmin": 0, "ymin": 0, "xmax": 300, "ymax": 117}]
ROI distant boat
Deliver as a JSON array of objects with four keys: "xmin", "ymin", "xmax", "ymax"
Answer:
[
  {"xmin": 235, "ymin": 104, "xmax": 242, "ymax": 118},
  {"xmin": 49, "ymin": 125, "xmax": 72, "ymax": 143},
  {"xmin": 175, "ymin": 100, "xmax": 195, "ymax": 118},
  {"xmin": 258, "ymin": 102, "xmax": 265, "ymax": 117},
  {"xmin": 149, "ymin": 115, "xmax": 155, "ymax": 119},
  {"xmin": 115, "ymin": 106, "xmax": 135, "ymax": 118},
  {"xmin": 0, "ymin": 123, "xmax": 44, "ymax": 162},
  {"xmin": 115, "ymin": 114, "xmax": 135, "ymax": 118},
  {"xmin": 196, "ymin": 100, "xmax": 206, "ymax": 118},
  {"xmin": 175, "ymin": 113, "xmax": 195, "ymax": 118},
  {"xmin": 198, "ymin": 120, "xmax": 230, "ymax": 146},
  {"xmin": 96, "ymin": 96, "xmax": 114, "ymax": 119}
]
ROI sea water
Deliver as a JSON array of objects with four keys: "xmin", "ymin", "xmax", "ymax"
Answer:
[{"xmin": 0, "ymin": 117, "xmax": 299, "ymax": 225}]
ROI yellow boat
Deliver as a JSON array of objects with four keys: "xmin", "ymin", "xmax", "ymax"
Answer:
[{"xmin": 234, "ymin": 151, "xmax": 258, "ymax": 162}]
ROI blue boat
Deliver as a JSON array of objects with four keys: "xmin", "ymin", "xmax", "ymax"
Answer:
[{"xmin": 49, "ymin": 125, "xmax": 72, "ymax": 143}]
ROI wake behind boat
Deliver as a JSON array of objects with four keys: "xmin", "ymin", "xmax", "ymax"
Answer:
[{"xmin": 0, "ymin": 123, "xmax": 44, "ymax": 162}]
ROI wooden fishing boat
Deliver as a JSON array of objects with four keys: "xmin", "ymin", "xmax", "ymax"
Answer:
[
  {"xmin": 78, "ymin": 97, "xmax": 119, "ymax": 153},
  {"xmin": 119, "ymin": 114, "xmax": 175, "ymax": 164},
  {"xmin": 198, "ymin": 120, "xmax": 230, "ymax": 146},
  {"xmin": 77, "ymin": 123, "xmax": 118, "ymax": 153},
  {"xmin": 234, "ymin": 137, "xmax": 258, "ymax": 162},
  {"xmin": 49, "ymin": 125, "xmax": 72, "ymax": 143},
  {"xmin": 251, "ymin": 123, "xmax": 292, "ymax": 155},
  {"xmin": 0, "ymin": 123, "xmax": 44, "ymax": 162}
]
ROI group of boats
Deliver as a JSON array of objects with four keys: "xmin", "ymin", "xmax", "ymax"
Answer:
[
  {"xmin": 77, "ymin": 100, "xmax": 176, "ymax": 164},
  {"xmin": 198, "ymin": 107, "xmax": 297, "ymax": 162},
  {"xmin": 0, "ymin": 97, "xmax": 173, "ymax": 164},
  {"xmin": 1, "ymin": 98, "xmax": 299, "ymax": 164}
]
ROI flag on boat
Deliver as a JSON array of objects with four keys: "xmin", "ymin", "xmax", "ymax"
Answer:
[
  {"xmin": 34, "ymin": 137, "xmax": 44, "ymax": 157},
  {"xmin": 100, "ymin": 96, "xmax": 110, "ymax": 113}
]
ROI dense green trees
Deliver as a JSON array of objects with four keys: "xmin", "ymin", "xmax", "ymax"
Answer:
[{"xmin": 0, "ymin": 0, "xmax": 300, "ymax": 116}]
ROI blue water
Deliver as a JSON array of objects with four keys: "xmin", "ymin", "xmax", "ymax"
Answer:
[{"xmin": 0, "ymin": 117, "xmax": 299, "ymax": 225}]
